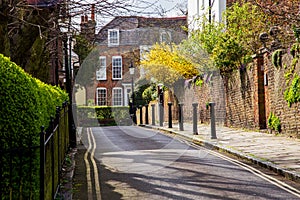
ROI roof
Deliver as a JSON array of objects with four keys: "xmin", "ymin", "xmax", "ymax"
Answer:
[{"xmin": 97, "ymin": 15, "xmax": 187, "ymax": 33}]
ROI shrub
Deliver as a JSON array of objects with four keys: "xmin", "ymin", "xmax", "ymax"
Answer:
[
  {"xmin": 0, "ymin": 54, "xmax": 68, "ymax": 199},
  {"xmin": 267, "ymin": 112, "xmax": 281, "ymax": 133},
  {"xmin": 76, "ymin": 106, "xmax": 131, "ymax": 126}
]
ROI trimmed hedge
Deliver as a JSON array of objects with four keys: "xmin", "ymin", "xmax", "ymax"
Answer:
[
  {"xmin": 0, "ymin": 54, "xmax": 68, "ymax": 199},
  {"xmin": 76, "ymin": 106, "xmax": 132, "ymax": 126}
]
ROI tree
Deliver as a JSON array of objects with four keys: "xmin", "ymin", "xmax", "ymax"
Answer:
[
  {"xmin": 141, "ymin": 43, "xmax": 199, "ymax": 87},
  {"xmin": 0, "ymin": 0, "xmax": 177, "ymax": 83},
  {"xmin": 179, "ymin": 2, "xmax": 269, "ymax": 76},
  {"xmin": 73, "ymin": 34, "xmax": 93, "ymax": 64}
]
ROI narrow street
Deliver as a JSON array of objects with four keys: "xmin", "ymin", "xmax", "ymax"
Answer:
[{"xmin": 73, "ymin": 126, "xmax": 300, "ymax": 200}]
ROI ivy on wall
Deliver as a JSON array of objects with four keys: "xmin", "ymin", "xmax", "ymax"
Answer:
[
  {"xmin": 271, "ymin": 49, "xmax": 283, "ymax": 68},
  {"xmin": 284, "ymin": 74, "xmax": 300, "ymax": 107}
]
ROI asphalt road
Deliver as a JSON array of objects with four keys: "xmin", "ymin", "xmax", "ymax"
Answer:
[{"xmin": 73, "ymin": 126, "xmax": 300, "ymax": 200}]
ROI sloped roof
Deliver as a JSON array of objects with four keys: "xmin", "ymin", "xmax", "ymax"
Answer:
[
  {"xmin": 95, "ymin": 15, "xmax": 187, "ymax": 44},
  {"xmin": 97, "ymin": 15, "xmax": 187, "ymax": 33}
]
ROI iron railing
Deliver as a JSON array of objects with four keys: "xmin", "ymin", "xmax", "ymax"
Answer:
[{"xmin": 0, "ymin": 102, "xmax": 70, "ymax": 200}]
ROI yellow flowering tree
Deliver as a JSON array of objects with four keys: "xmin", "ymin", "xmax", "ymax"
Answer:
[{"xmin": 140, "ymin": 43, "xmax": 199, "ymax": 87}]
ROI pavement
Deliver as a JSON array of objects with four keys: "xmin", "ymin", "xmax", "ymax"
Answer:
[{"xmin": 142, "ymin": 123, "xmax": 300, "ymax": 183}]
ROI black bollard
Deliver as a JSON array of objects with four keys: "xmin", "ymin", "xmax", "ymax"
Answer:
[
  {"xmin": 168, "ymin": 102, "xmax": 173, "ymax": 128},
  {"xmin": 159, "ymin": 103, "xmax": 164, "ymax": 127},
  {"xmin": 209, "ymin": 102, "xmax": 217, "ymax": 139},
  {"xmin": 139, "ymin": 105, "xmax": 143, "ymax": 125},
  {"xmin": 178, "ymin": 103, "xmax": 184, "ymax": 131},
  {"xmin": 151, "ymin": 104, "xmax": 155, "ymax": 125},
  {"xmin": 145, "ymin": 104, "xmax": 149, "ymax": 124},
  {"xmin": 133, "ymin": 106, "xmax": 137, "ymax": 125},
  {"xmin": 192, "ymin": 103, "xmax": 198, "ymax": 135}
]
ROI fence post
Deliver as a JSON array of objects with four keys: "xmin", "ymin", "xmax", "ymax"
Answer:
[
  {"xmin": 168, "ymin": 102, "xmax": 173, "ymax": 128},
  {"xmin": 178, "ymin": 103, "xmax": 184, "ymax": 131},
  {"xmin": 145, "ymin": 104, "xmax": 149, "ymax": 124},
  {"xmin": 209, "ymin": 102, "xmax": 217, "ymax": 139},
  {"xmin": 151, "ymin": 104, "xmax": 155, "ymax": 125},
  {"xmin": 40, "ymin": 126, "xmax": 45, "ymax": 200},
  {"xmin": 159, "ymin": 103, "xmax": 164, "ymax": 127},
  {"xmin": 139, "ymin": 105, "xmax": 143, "ymax": 125},
  {"xmin": 192, "ymin": 103, "xmax": 198, "ymax": 135},
  {"xmin": 50, "ymin": 117, "xmax": 55, "ymax": 199},
  {"xmin": 56, "ymin": 106, "xmax": 61, "ymax": 192}
]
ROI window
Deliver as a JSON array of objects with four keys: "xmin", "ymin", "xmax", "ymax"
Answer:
[
  {"xmin": 97, "ymin": 88, "xmax": 107, "ymax": 106},
  {"xmin": 112, "ymin": 88, "xmax": 123, "ymax": 106},
  {"xmin": 96, "ymin": 56, "xmax": 106, "ymax": 80},
  {"xmin": 108, "ymin": 29, "xmax": 119, "ymax": 46},
  {"xmin": 160, "ymin": 31, "xmax": 171, "ymax": 44},
  {"xmin": 112, "ymin": 56, "xmax": 122, "ymax": 80}
]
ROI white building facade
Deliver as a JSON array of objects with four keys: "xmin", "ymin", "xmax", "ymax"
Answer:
[{"xmin": 188, "ymin": 0, "xmax": 226, "ymax": 30}]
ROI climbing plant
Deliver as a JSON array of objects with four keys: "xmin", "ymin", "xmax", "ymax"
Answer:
[
  {"xmin": 271, "ymin": 49, "xmax": 283, "ymax": 68},
  {"xmin": 284, "ymin": 74, "xmax": 300, "ymax": 107}
]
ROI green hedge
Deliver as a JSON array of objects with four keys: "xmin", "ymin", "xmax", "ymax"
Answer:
[
  {"xmin": 76, "ymin": 106, "xmax": 132, "ymax": 126},
  {"xmin": 0, "ymin": 54, "xmax": 68, "ymax": 199}
]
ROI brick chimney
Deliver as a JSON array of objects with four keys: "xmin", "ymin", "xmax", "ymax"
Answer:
[
  {"xmin": 80, "ymin": 5, "xmax": 96, "ymax": 43},
  {"xmin": 91, "ymin": 4, "xmax": 95, "ymax": 21}
]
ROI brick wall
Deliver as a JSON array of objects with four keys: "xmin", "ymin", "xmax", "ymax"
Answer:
[
  {"xmin": 264, "ymin": 52, "xmax": 300, "ymax": 136},
  {"xmin": 224, "ymin": 49, "xmax": 300, "ymax": 137}
]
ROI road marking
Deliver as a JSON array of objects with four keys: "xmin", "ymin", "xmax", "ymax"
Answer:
[
  {"xmin": 89, "ymin": 128, "xmax": 102, "ymax": 200},
  {"xmin": 84, "ymin": 128, "xmax": 93, "ymax": 200},
  {"xmin": 188, "ymin": 142, "xmax": 300, "ymax": 198}
]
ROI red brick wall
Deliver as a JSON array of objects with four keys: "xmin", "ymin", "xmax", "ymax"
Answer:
[
  {"xmin": 224, "ymin": 49, "xmax": 300, "ymax": 137},
  {"xmin": 264, "ymin": 52, "xmax": 300, "ymax": 136}
]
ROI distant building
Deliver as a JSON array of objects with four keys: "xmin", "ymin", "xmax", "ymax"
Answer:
[
  {"xmin": 188, "ymin": 0, "xmax": 227, "ymax": 30},
  {"xmin": 84, "ymin": 16, "xmax": 188, "ymax": 106}
]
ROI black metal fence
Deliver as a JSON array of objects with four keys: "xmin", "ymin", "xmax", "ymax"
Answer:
[{"xmin": 0, "ymin": 102, "xmax": 70, "ymax": 200}]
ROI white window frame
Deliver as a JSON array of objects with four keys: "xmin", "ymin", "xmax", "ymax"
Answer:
[
  {"xmin": 112, "ymin": 56, "xmax": 122, "ymax": 80},
  {"xmin": 96, "ymin": 87, "xmax": 107, "ymax": 106},
  {"xmin": 108, "ymin": 29, "xmax": 119, "ymax": 46},
  {"xmin": 112, "ymin": 87, "xmax": 123, "ymax": 106},
  {"xmin": 96, "ymin": 56, "xmax": 107, "ymax": 80}
]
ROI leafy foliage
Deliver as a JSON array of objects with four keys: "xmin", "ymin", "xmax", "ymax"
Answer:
[
  {"xmin": 181, "ymin": 2, "xmax": 268, "ymax": 76},
  {"xmin": 76, "ymin": 106, "xmax": 131, "ymax": 126},
  {"xmin": 284, "ymin": 74, "xmax": 300, "ymax": 107},
  {"xmin": 271, "ymin": 49, "xmax": 283, "ymax": 68},
  {"xmin": 142, "ymin": 84, "xmax": 158, "ymax": 104},
  {"xmin": 290, "ymin": 43, "xmax": 300, "ymax": 58},
  {"xmin": 75, "ymin": 47, "xmax": 100, "ymax": 88},
  {"xmin": 73, "ymin": 34, "xmax": 93, "ymax": 64},
  {"xmin": 267, "ymin": 112, "xmax": 281, "ymax": 132},
  {"xmin": 0, "ymin": 54, "xmax": 68, "ymax": 199},
  {"xmin": 141, "ymin": 43, "xmax": 199, "ymax": 86}
]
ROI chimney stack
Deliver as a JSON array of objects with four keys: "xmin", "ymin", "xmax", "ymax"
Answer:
[
  {"xmin": 91, "ymin": 4, "xmax": 95, "ymax": 21},
  {"xmin": 81, "ymin": 15, "xmax": 85, "ymax": 24}
]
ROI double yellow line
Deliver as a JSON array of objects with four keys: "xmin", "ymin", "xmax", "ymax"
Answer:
[{"xmin": 84, "ymin": 128, "xmax": 102, "ymax": 200}]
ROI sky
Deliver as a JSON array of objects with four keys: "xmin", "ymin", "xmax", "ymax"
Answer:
[
  {"xmin": 137, "ymin": 0, "xmax": 187, "ymax": 17},
  {"xmin": 72, "ymin": 0, "xmax": 187, "ymax": 32}
]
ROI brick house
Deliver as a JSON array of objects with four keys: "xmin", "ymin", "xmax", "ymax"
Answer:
[{"xmin": 86, "ymin": 16, "xmax": 187, "ymax": 106}]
